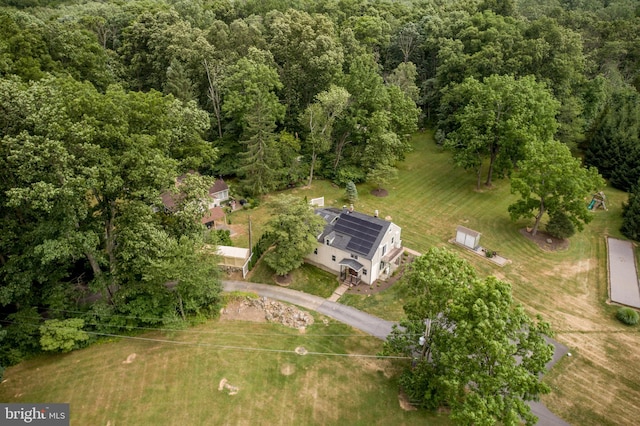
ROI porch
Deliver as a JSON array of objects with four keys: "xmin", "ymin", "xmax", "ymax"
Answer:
[{"xmin": 339, "ymin": 258, "xmax": 364, "ymax": 286}]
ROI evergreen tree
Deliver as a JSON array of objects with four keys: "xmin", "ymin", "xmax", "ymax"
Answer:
[
  {"xmin": 585, "ymin": 87, "xmax": 640, "ymax": 192},
  {"xmin": 345, "ymin": 181, "xmax": 358, "ymax": 203},
  {"xmin": 546, "ymin": 211, "xmax": 576, "ymax": 239},
  {"xmin": 622, "ymin": 179, "xmax": 640, "ymax": 241}
]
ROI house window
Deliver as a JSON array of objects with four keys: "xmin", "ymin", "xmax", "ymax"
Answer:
[
  {"xmin": 381, "ymin": 244, "xmax": 387, "ymax": 256},
  {"xmin": 314, "ymin": 248, "xmax": 318, "ymax": 255},
  {"xmin": 363, "ymin": 269, "xmax": 367, "ymax": 275},
  {"xmin": 391, "ymin": 237, "xmax": 394, "ymax": 244},
  {"xmin": 350, "ymin": 254, "xmax": 358, "ymax": 259},
  {"xmin": 332, "ymin": 255, "xmax": 336, "ymax": 261}
]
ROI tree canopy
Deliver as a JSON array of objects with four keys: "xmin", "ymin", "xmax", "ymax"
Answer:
[
  {"xmin": 621, "ymin": 179, "xmax": 640, "ymax": 241},
  {"xmin": 509, "ymin": 140, "xmax": 605, "ymax": 236},
  {"xmin": 441, "ymin": 74, "xmax": 560, "ymax": 189},
  {"xmin": 262, "ymin": 195, "xmax": 326, "ymax": 276},
  {"xmin": 384, "ymin": 248, "xmax": 553, "ymax": 425}
]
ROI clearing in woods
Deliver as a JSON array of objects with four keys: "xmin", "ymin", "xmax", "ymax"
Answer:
[{"xmin": 228, "ymin": 133, "xmax": 640, "ymax": 426}]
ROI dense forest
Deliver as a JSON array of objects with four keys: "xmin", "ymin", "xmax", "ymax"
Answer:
[{"xmin": 1, "ymin": 0, "xmax": 640, "ymax": 376}]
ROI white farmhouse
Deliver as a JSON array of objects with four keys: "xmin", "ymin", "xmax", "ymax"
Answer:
[{"xmin": 305, "ymin": 207, "xmax": 403, "ymax": 285}]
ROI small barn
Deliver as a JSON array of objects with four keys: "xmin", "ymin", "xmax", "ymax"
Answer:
[
  {"xmin": 456, "ymin": 226, "xmax": 481, "ymax": 250},
  {"xmin": 216, "ymin": 246, "xmax": 252, "ymax": 278}
]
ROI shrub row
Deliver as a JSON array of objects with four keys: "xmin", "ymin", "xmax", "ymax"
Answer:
[{"xmin": 248, "ymin": 232, "xmax": 275, "ymax": 270}]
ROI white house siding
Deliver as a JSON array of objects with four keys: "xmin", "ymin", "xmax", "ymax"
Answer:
[
  {"xmin": 305, "ymin": 217, "xmax": 402, "ymax": 286},
  {"xmin": 370, "ymin": 222, "xmax": 402, "ymax": 281},
  {"xmin": 309, "ymin": 243, "xmax": 374, "ymax": 284}
]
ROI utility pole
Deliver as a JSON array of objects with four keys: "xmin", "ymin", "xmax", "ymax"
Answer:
[
  {"xmin": 248, "ymin": 215, "xmax": 253, "ymax": 254},
  {"xmin": 420, "ymin": 318, "xmax": 432, "ymax": 360}
]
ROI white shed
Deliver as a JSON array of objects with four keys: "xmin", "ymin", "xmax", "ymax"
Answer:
[
  {"xmin": 216, "ymin": 246, "xmax": 252, "ymax": 278},
  {"xmin": 456, "ymin": 226, "xmax": 481, "ymax": 250}
]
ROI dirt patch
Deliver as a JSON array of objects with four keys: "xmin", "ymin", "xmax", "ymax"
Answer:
[
  {"xmin": 519, "ymin": 228, "xmax": 569, "ymax": 251},
  {"xmin": 295, "ymin": 346, "xmax": 308, "ymax": 355},
  {"xmin": 227, "ymin": 223, "xmax": 244, "ymax": 237},
  {"xmin": 275, "ymin": 273, "xmax": 292, "ymax": 286},
  {"xmin": 371, "ymin": 188, "xmax": 389, "ymax": 197},
  {"xmin": 398, "ymin": 391, "xmax": 417, "ymax": 411},
  {"xmin": 280, "ymin": 363, "xmax": 296, "ymax": 376},
  {"xmin": 220, "ymin": 300, "xmax": 267, "ymax": 323},
  {"xmin": 354, "ymin": 358, "xmax": 396, "ymax": 379},
  {"xmin": 220, "ymin": 297, "xmax": 314, "ymax": 328},
  {"xmin": 221, "ymin": 269, "xmax": 244, "ymax": 281}
]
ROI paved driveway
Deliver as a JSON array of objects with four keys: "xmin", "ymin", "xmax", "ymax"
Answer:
[{"xmin": 222, "ymin": 280, "xmax": 570, "ymax": 425}]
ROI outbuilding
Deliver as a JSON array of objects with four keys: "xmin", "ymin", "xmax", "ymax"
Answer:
[
  {"xmin": 216, "ymin": 246, "xmax": 252, "ymax": 278},
  {"xmin": 455, "ymin": 226, "xmax": 481, "ymax": 250}
]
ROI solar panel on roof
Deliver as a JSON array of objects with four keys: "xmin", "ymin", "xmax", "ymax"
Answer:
[{"xmin": 333, "ymin": 214, "xmax": 383, "ymax": 256}]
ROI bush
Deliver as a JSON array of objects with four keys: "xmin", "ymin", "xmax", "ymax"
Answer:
[
  {"xmin": 40, "ymin": 318, "xmax": 90, "ymax": 352},
  {"xmin": 210, "ymin": 229, "xmax": 232, "ymax": 246},
  {"xmin": 616, "ymin": 307, "xmax": 639, "ymax": 325},
  {"xmin": 546, "ymin": 211, "xmax": 576, "ymax": 239},
  {"xmin": 248, "ymin": 232, "xmax": 275, "ymax": 270}
]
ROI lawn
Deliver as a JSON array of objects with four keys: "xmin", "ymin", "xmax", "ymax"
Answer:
[
  {"xmin": 248, "ymin": 260, "xmax": 340, "ymax": 298},
  {"xmin": 229, "ymin": 131, "xmax": 640, "ymax": 425},
  {"xmin": 339, "ymin": 284, "xmax": 407, "ymax": 321},
  {"xmin": 0, "ymin": 319, "xmax": 448, "ymax": 426}
]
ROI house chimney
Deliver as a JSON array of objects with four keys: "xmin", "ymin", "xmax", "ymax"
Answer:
[
  {"xmin": 349, "ymin": 204, "xmax": 354, "ymax": 213},
  {"xmin": 342, "ymin": 205, "xmax": 347, "ymax": 213},
  {"xmin": 374, "ymin": 209, "xmax": 379, "ymax": 218}
]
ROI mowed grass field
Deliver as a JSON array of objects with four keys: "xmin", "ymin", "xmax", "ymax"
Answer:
[
  {"xmin": 0, "ymin": 320, "xmax": 447, "ymax": 425},
  {"xmin": 229, "ymin": 132, "xmax": 640, "ymax": 425}
]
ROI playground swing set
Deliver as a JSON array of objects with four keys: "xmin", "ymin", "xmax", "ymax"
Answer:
[{"xmin": 588, "ymin": 191, "xmax": 607, "ymax": 211}]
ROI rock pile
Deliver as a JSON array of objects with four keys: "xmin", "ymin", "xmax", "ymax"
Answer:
[{"xmin": 239, "ymin": 297, "xmax": 314, "ymax": 328}]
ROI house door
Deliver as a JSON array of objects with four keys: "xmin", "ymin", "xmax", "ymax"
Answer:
[{"xmin": 340, "ymin": 266, "xmax": 347, "ymax": 280}]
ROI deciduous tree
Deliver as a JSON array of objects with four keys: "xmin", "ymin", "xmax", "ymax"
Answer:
[
  {"xmin": 383, "ymin": 248, "xmax": 553, "ymax": 425},
  {"xmin": 301, "ymin": 85, "xmax": 350, "ymax": 186},
  {"xmin": 263, "ymin": 195, "xmax": 325, "ymax": 276},
  {"xmin": 441, "ymin": 74, "xmax": 560, "ymax": 189},
  {"xmin": 39, "ymin": 318, "xmax": 89, "ymax": 353},
  {"xmin": 0, "ymin": 75, "xmax": 220, "ymax": 323},
  {"xmin": 509, "ymin": 140, "xmax": 604, "ymax": 236},
  {"xmin": 266, "ymin": 9, "xmax": 344, "ymax": 118}
]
